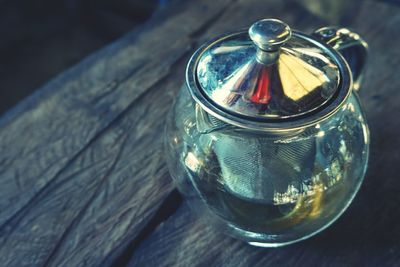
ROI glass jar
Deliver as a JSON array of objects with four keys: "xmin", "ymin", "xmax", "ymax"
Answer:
[{"xmin": 165, "ymin": 19, "xmax": 369, "ymax": 247}]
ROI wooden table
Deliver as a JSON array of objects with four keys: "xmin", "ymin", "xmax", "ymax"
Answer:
[{"xmin": 0, "ymin": 0, "xmax": 399, "ymax": 266}]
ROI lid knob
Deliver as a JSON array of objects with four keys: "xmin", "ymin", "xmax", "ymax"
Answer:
[
  {"xmin": 249, "ymin": 19, "xmax": 292, "ymax": 51},
  {"xmin": 249, "ymin": 19, "xmax": 291, "ymax": 64}
]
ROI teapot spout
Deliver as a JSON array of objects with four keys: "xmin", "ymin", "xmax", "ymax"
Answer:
[{"xmin": 312, "ymin": 27, "xmax": 368, "ymax": 91}]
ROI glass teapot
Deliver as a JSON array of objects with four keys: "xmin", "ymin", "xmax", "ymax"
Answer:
[{"xmin": 164, "ymin": 19, "xmax": 369, "ymax": 247}]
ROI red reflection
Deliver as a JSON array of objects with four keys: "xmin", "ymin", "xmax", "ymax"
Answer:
[{"xmin": 251, "ymin": 65, "xmax": 272, "ymax": 104}]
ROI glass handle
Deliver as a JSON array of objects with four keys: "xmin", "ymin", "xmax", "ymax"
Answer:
[{"xmin": 313, "ymin": 27, "xmax": 368, "ymax": 91}]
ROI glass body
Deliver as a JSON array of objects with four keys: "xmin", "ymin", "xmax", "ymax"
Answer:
[{"xmin": 165, "ymin": 85, "xmax": 369, "ymax": 247}]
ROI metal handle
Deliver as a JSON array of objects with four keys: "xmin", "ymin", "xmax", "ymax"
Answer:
[{"xmin": 313, "ymin": 27, "xmax": 368, "ymax": 91}]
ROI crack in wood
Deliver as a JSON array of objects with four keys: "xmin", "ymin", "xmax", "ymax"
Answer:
[
  {"xmin": 0, "ymin": 48, "xmax": 188, "ymax": 244},
  {"xmin": 89, "ymin": 62, "xmax": 146, "ymax": 106},
  {"xmin": 43, "ymin": 126, "xmax": 132, "ymax": 267},
  {"xmin": 109, "ymin": 190, "xmax": 183, "ymax": 267}
]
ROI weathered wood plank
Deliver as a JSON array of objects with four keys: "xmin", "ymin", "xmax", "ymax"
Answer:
[
  {"xmin": 128, "ymin": 1, "xmax": 400, "ymax": 266},
  {"xmin": 0, "ymin": 0, "xmax": 238, "ymax": 266},
  {"xmin": 0, "ymin": 75, "xmax": 175, "ymax": 266},
  {"xmin": 1, "ymin": 0, "xmax": 399, "ymax": 266}
]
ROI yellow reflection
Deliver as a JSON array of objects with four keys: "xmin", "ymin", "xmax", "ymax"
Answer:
[
  {"xmin": 309, "ymin": 184, "xmax": 323, "ymax": 218},
  {"xmin": 278, "ymin": 53, "xmax": 329, "ymax": 101}
]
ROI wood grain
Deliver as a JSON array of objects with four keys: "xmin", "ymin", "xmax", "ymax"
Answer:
[
  {"xmin": 128, "ymin": 1, "xmax": 400, "ymax": 267},
  {"xmin": 0, "ymin": 0, "xmax": 233, "ymax": 266},
  {"xmin": 0, "ymin": 0, "xmax": 399, "ymax": 266}
]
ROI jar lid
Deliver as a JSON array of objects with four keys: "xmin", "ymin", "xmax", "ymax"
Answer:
[{"xmin": 187, "ymin": 19, "xmax": 351, "ymax": 131}]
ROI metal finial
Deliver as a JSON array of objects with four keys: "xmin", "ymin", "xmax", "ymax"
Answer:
[{"xmin": 249, "ymin": 18, "xmax": 292, "ymax": 51}]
